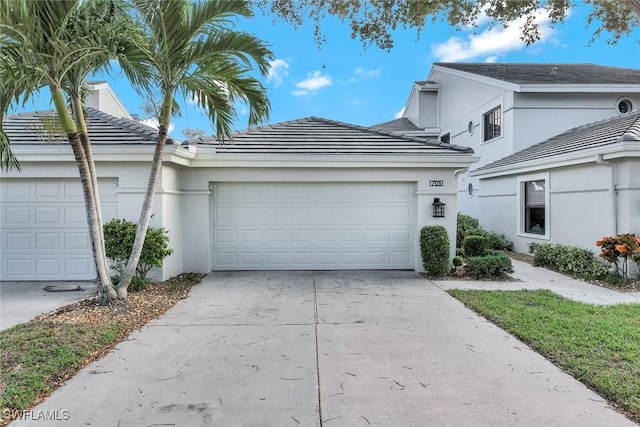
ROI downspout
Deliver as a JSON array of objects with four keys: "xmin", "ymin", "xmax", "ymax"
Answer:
[{"xmin": 595, "ymin": 154, "xmax": 617, "ymax": 235}]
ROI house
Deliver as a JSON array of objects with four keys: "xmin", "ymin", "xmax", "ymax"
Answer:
[
  {"xmin": 381, "ymin": 63, "xmax": 640, "ymax": 254},
  {"xmin": 0, "ymin": 103, "xmax": 477, "ymax": 281}
]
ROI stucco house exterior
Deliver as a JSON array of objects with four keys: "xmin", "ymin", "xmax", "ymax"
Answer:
[
  {"xmin": 0, "ymin": 100, "xmax": 477, "ymax": 281},
  {"xmin": 383, "ymin": 63, "xmax": 640, "ymax": 254}
]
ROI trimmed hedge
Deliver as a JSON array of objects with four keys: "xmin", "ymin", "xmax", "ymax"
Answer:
[
  {"xmin": 466, "ymin": 252, "xmax": 514, "ymax": 278},
  {"xmin": 420, "ymin": 225, "xmax": 450, "ymax": 276},
  {"xmin": 528, "ymin": 242, "xmax": 608, "ymax": 280},
  {"xmin": 463, "ymin": 235, "xmax": 489, "ymax": 257}
]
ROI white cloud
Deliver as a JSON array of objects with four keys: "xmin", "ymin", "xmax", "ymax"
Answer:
[
  {"xmin": 346, "ymin": 67, "xmax": 382, "ymax": 84},
  {"xmin": 293, "ymin": 71, "xmax": 333, "ymax": 96},
  {"xmin": 431, "ymin": 9, "xmax": 555, "ymax": 62},
  {"xmin": 267, "ymin": 59, "xmax": 290, "ymax": 87},
  {"xmin": 140, "ymin": 118, "xmax": 175, "ymax": 134},
  {"xmin": 394, "ymin": 107, "xmax": 405, "ymax": 119},
  {"xmin": 355, "ymin": 67, "xmax": 381, "ymax": 79}
]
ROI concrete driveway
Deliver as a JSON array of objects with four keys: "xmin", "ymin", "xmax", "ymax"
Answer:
[
  {"xmin": 11, "ymin": 270, "xmax": 636, "ymax": 426},
  {"xmin": 0, "ymin": 281, "xmax": 94, "ymax": 331}
]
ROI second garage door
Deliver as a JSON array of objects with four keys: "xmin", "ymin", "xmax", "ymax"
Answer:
[
  {"xmin": 211, "ymin": 182, "xmax": 415, "ymax": 270},
  {"xmin": 0, "ymin": 178, "xmax": 118, "ymax": 281}
]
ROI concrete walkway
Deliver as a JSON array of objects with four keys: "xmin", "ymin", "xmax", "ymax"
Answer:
[
  {"xmin": 10, "ymin": 268, "xmax": 638, "ymax": 426},
  {"xmin": 434, "ymin": 259, "xmax": 640, "ymax": 305}
]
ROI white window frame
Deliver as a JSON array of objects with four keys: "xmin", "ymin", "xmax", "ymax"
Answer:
[{"xmin": 517, "ymin": 172, "xmax": 550, "ymax": 240}]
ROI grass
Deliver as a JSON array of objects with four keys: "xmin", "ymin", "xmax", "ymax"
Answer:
[
  {"xmin": 449, "ymin": 289, "xmax": 640, "ymax": 421},
  {"xmin": 0, "ymin": 322, "xmax": 126, "ymax": 417}
]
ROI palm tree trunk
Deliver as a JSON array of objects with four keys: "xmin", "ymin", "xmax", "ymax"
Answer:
[
  {"xmin": 116, "ymin": 90, "xmax": 174, "ymax": 298},
  {"xmin": 52, "ymin": 88, "xmax": 116, "ymax": 303},
  {"xmin": 71, "ymin": 96, "xmax": 107, "ymax": 250}
]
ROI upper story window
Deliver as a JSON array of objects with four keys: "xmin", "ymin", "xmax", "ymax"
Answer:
[{"xmin": 483, "ymin": 106, "xmax": 501, "ymax": 142}]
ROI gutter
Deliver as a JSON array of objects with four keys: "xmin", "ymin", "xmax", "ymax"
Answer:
[{"xmin": 595, "ymin": 154, "xmax": 617, "ymax": 235}]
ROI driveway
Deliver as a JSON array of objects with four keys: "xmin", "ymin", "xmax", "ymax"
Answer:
[
  {"xmin": 0, "ymin": 281, "xmax": 94, "ymax": 331},
  {"xmin": 11, "ymin": 270, "xmax": 636, "ymax": 426}
]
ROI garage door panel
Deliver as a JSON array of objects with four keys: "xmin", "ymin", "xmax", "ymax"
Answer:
[
  {"xmin": 66, "ymin": 258, "xmax": 93, "ymax": 276},
  {"xmin": 36, "ymin": 232, "xmax": 62, "ymax": 250},
  {"xmin": 6, "ymin": 233, "xmax": 31, "ymax": 250},
  {"xmin": 7, "ymin": 259, "xmax": 32, "ymax": 277},
  {"xmin": 5, "ymin": 207, "xmax": 31, "ymax": 224},
  {"xmin": 211, "ymin": 182, "xmax": 415, "ymax": 270},
  {"xmin": 65, "ymin": 233, "xmax": 90, "ymax": 250}
]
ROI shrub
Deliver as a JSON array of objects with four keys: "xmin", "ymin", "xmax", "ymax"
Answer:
[
  {"xmin": 104, "ymin": 218, "xmax": 174, "ymax": 291},
  {"xmin": 485, "ymin": 231, "xmax": 513, "ymax": 251},
  {"xmin": 529, "ymin": 243, "xmax": 608, "ymax": 280},
  {"xmin": 465, "ymin": 252, "xmax": 514, "ymax": 278},
  {"xmin": 463, "ymin": 235, "xmax": 489, "ymax": 257},
  {"xmin": 596, "ymin": 233, "xmax": 640, "ymax": 279},
  {"xmin": 452, "ymin": 256, "xmax": 464, "ymax": 267},
  {"xmin": 456, "ymin": 213, "xmax": 479, "ymax": 248},
  {"xmin": 456, "ymin": 214, "xmax": 513, "ymax": 251},
  {"xmin": 420, "ymin": 225, "xmax": 450, "ymax": 276}
]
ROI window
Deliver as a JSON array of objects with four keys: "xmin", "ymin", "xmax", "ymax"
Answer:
[
  {"xmin": 440, "ymin": 133, "xmax": 450, "ymax": 144},
  {"xmin": 524, "ymin": 180, "xmax": 546, "ymax": 235},
  {"xmin": 483, "ymin": 106, "xmax": 501, "ymax": 141}
]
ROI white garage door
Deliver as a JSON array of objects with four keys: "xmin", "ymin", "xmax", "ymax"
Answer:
[
  {"xmin": 0, "ymin": 179, "xmax": 117, "ymax": 280},
  {"xmin": 211, "ymin": 182, "xmax": 415, "ymax": 270}
]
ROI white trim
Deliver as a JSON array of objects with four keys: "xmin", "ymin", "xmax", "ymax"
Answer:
[
  {"xmin": 516, "ymin": 172, "xmax": 550, "ymax": 240},
  {"xmin": 470, "ymin": 143, "xmax": 640, "ymax": 178}
]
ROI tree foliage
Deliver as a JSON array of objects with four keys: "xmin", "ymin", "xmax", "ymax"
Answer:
[
  {"xmin": 254, "ymin": 0, "xmax": 640, "ymax": 50},
  {"xmin": 115, "ymin": 0, "xmax": 273, "ymax": 298}
]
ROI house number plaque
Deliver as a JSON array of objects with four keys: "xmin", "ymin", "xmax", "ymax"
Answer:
[{"xmin": 429, "ymin": 180, "xmax": 444, "ymax": 187}]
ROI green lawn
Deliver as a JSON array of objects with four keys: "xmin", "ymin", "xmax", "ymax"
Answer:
[
  {"xmin": 0, "ymin": 322, "xmax": 125, "ymax": 418},
  {"xmin": 449, "ymin": 289, "xmax": 640, "ymax": 420}
]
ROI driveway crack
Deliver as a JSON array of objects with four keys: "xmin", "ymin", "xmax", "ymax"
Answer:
[{"xmin": 312, "ymin": 271, "xmax": 323, "ymax": 426}]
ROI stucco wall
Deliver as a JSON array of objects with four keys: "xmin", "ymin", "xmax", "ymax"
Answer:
[{"xmin": 477, "ymin": 162, "xmax": 628, "ymax": 255}]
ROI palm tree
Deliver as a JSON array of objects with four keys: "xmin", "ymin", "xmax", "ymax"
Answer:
[
  {"xmin": 0, "ymin": 0, "xmax": 146, "ymax": 303},
  {"xmin": 116, "ymin": 0, "xmax": 273, "ymax": 297}
]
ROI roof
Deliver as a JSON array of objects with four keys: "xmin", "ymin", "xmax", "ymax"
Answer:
[
  {"xmin": 186, "ymin": 116, "xmax": 472, "ymax": 155},
  {"xmin": 368, "ymin": 117, "xmax": 421, "ymax": 133},
  {"xmin": 434, "ymin": 63, "xmax": 640, "ymax": 85},
  {"xmin": 3, "ymin": 107, "xmax": 170, "ymax": 145},
  {"xmin": 475, "ymin": 110, "xmax": 640, "ymax": 173}
]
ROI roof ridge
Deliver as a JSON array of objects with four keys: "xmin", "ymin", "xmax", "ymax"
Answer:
[
  {"xmin": 314, "ymin": 116, "xmax": 473, "ymax": 153},
  {"xmin": 85, "ymin": 107, "xmax": 161, "ymax": 140},
  {"xmin": 621, "ymin": 110, "xmax": 640, "ymax": 141}
]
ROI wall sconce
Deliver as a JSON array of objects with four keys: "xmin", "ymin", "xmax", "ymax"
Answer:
[{"xmin": 432, "ymin": 198, "xmax": 446, "ymax": 218}]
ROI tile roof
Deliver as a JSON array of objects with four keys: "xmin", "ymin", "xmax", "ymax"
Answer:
[
  {"xmin": 187, "ymin": 117, "xmax": 472, "ymax": 155},
  {"xmin": 3, "ymin": 107, "xmax": 168, "ymax": 145},
  {"xmin": 368, "ymin": 117, "xmax": 421, "ymax": 133},
  {"xmin": 475, "ymin": 110, "xmax": 640, "ymax": 172},
  {"xmin": 435, "ymin": 63, "xmax": 640, "ymax": 85}
]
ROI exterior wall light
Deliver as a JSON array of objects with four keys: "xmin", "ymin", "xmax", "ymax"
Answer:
[{"xmin": 432, "ymin": 198, "xmax": 446, "ymax": 218}]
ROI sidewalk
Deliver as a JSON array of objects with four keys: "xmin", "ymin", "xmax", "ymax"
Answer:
[{"xmin": 433, "ymin": 259, "xmax": 640, "ymax": 305}]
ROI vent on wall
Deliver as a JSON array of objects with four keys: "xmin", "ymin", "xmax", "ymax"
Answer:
[{"xmin": 618, "ymin": 99, "xmax": 633, "ymax": 114}]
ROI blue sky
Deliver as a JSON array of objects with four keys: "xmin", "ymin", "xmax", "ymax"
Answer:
[{"xmin": 11, "ymin": 4, "xmax": 640, "ymax": 140}]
